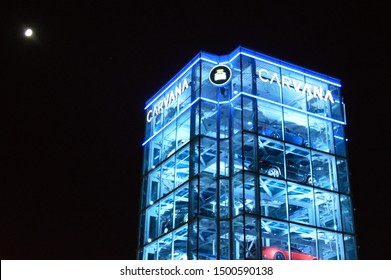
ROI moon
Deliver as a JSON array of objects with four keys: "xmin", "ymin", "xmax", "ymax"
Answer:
[{"xmin": 24, "ymin": 28, "xmax": 33, "ymax": 37}]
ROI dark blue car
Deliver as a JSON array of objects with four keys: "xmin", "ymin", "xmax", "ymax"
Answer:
[{"xmin": 259, "ymin": 125, "xmax": 310, "ymax": 148}]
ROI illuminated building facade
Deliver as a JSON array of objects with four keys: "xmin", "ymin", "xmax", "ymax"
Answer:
[{"xmin": 137, "ymin": 46, "xmax": 357, "ymax": 260}]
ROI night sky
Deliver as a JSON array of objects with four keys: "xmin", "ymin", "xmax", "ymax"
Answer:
[{"xmin": 3, "ymin": 2, "xmax": 390, "ymax": 260}]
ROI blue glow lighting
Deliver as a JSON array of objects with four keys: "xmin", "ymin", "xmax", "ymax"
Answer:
[{"xmin": 142, "ymin": 98, "xmax": 200, "ymax": 146}]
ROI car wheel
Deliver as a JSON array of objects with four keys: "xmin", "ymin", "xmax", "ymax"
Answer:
[
  {"xmin": 274, "ymin": 252, "xmax": 285, "ymax": 260},
  {"xmin": 303, "ymin": 140, "xmax": 310, "ymax": 147},
  {"xmin": 267, "ymin": 166, "xmax": 280, "ymax": 178},
  {"xmin": 270, "ymin": 132, "xmax": 280, "ymax": 139}
]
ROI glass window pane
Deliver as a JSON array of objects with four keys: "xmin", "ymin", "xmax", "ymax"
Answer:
[
  {"xmin": 317, "ymin": 230, "xmax": 344, "ymax": 260},
  {"xmin": 281, "ymin": 68, "xmax": 306, "ymax": 110},
  {"xmin": 283, "ymin": 108, "xmax": 309, "ymax": 148},
  {"xmin": 340, "ymin": 195, "xmax": 355, "ymax": 233},
  {"xmin": 289, "ymin": 225, "xmax": 317, "ymax": 260},
  {"xmin": 176, "ymin": 145, "xmax": 190, "ymax": 187},
  {"xmin": 260, "ymin": 176, "xmax": 287, "ymax": 220},
  {"xmin": 285, "ymin": 145, "xmax": 313, "ymax": 186},
  {"xmin": 158, "ymin": 234, "xmax": 173, "ymax": 260},
  {"xmin": 256, "ymin": 62, "xmax": 281, "ymax": 103},
  {"xmin": 174, "ymin": 185, "xmax": 189, "ymax": 229},
  {"xmin": 312, "ymin": 152, "xmax": 337, "ymax": 191},
  {"xmin": 160, "ymin": 194, "xmax": 174, "ymax": 235},
  {"xmin": 315, "ymin": 189, "xmax": 341, "ymax": 231},
  {"xmin": 308, "ymin": 115, "xmax": 334, "ymax": 153},
  {"xmin": 261, "ymin": 219, "xmax": 289, "ymax": 260},
  {"xmin": 258, "ymin": 136, "xmax": 285, "ymax": 179},
  {"xmin": 337, "ymin": 157, "xmax": 350, "ymax": 194},
  {"xmin": 173, "ymin": 225, "xmax": 188, "ymax": 260},
  {"xmin": 288, "ymin": 183, "xmax": 315, "ymax": 226},
  {"xmin": 198, "ymin": 218, "xmax": 217, "ymax": 259}
]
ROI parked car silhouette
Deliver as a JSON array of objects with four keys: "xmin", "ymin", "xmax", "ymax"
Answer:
[
  {"xmin": 258, "ymin": 154, "xmax": 318, "ymax": 186},
  {"xmin": 259, "ymin": 125, "xmax": 311, "ymax": 147}
]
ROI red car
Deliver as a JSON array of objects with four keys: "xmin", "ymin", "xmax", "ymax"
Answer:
[{"xmin": 262, "ymin": 246, "xmax": 317, "ymax": 260}]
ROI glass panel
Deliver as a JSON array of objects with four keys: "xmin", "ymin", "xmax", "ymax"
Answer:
[
  {"xmin": 256, "ymin": 61, "xmax": 281, "ymax": 103},
  {"xmin": 220, "ymin": 139, "xmax": 230, "ymax": 177},
  {"xmin": 340, "ymin": 195, "xmax": 355, "ymax": 233},
  {"xmin": 188, "ymin": 220, "xmax": 198, "ymax": 259},
  {"xmin": 240, "ymin": 55, "xmax": 254, "ymax": 95},
  {"xmin": 289, "ymin": 225, "xmax": 317, "ymax": 260},
  {"xmin": 337, "ymin": 157, "xmax": 350, "ymax": 194},
  {"xmin": 283, "ymin": 108, "xmax": 309, "ymax": 148},
  {"xmin": 201, "ymin": 61, "xmax": 218, "ymax": 101},
  {"xmin": 219, "ymin": 179, "xmax": 230, "ymax": 219},
  {"xmin": 145, "ymin": 204, "xmax": 159, "ymax": 243},
  {"xmin": 232, "ymin": 96, "xmax": 242, "ymax": 134},
  {"xmin": 315, "ymin": 189, "xmax": 341, "ymax": 231},
  {"xmin": 312, "ymin": 151, "xmax": 337, "ymax": 191},
  {"xmin": 189, "ymin": 177, "xmax": 199, "ymax": 220},
  {"xmin": 233, "ymin": 216, "xmax": 245, "ymax": 259},
  {"xmin": 260, "ymin": 176, "xmax": 287, "ymax": 220},
  {"xmin": 243, "ymin": 96, "xmax": 256, "ymax": 132},
  {"xmin": 198, "ymin": 218, "xmax": 217, "ymax": 259},
  {"xmin": 258, "ymin": 100, "xmax": 283, "ymax": 140},
  {"xmin": 177, "ymin": 71, "xmax": 192, "ymax": 114},
  {"xmin": 281, "ymin": 68, "xmax": 306, "ymax": 110},
  {"xmin": 308, "ymin": 115, "xmax": 334, "ymax": 153},
  {"xmin": 161, "ymin": 157, "xmax": 175, "ymax": 197},
  {"xmin": 261, "ymin": 218, "xmax": 289, "ymax": 260},
  {"xmin": 173, "ymin": 225, "xmax": 188, "ymax": 260},
  {"xmin": 245, "ymin": 216, "xmax": 258, "ymax": 259},
  {"xmin": 285, "ymin": 145, "xmax": 313, "ymax": 186},
  {"xmin": 330, "ymin": 85, "xmax": 344, "ymax": 122},
  {"xmin": 244, "ymin": 173, "xmax": 257, "ymax": 214},
  {"xmin": 158, "ymin": 234, "xmax": 173, "ymax": 260},
  {"xmin": 232, "ymin": 172, "xmax": 243, "ymax": 216},
  {"xmin": 176, "ymin": 145, "xmax": 190, "ymax": 187},
  {"xmin": 305, "ymin": 77, "xmax": 332, "ymax": 118},
  {"xmin": 220, "ymin": 103, "xmax": 230, "ymax": 138},
  {"xmin": 199, "ymin": 173, "xmax": 217, "ymax": 218},
  {"xmin": 148, "ymin": 166, "xmax": 161, "ymax": 205},
  {"xmin": 177, "ymin": 109, "xmax": 191, "ymax": 150},
  {"xmin": 148, "ymin": 133, "xmax": 162, "ymax": 170},
  {"xmin": 174, "ymin": 185, "xmax": 189, "ymax": 229},
  {"xmin": 199, "ymin": 137, "xmax": 217, "ymax": 176},
  {"xmin": 161, "ymin": 121, "xmax": 176, "ymax": 160},
  {"xmin": 333, "ymin": 123, "xmax": 347, "ymax": 156},
  {"xmin": 143, "ymin": 241, "xmax": 158, "ymax": 260},
  {"xmin": 344, "ymin": 234, "xmax": 358, "ymax": 260},
  {"xmin": 258, "ymin": 136, "xmax": 285, "ymax": 179},
  {"xmin": 220, "ymin": 221, "xmax": 230, "ymax": 259},
  {"xmin": 242, "ymin": 133, "xmax": 256, "ymax": 172},
  {"xmin": 317, "ymin": 230, "xmax": 344, "ymax": 260},
  {"xmin": 200, "ymin": 100, "xmax": 217, "ymax": 137},
  {"xmin": 288, "ymin": 183, "xmax": 315, "ymax": 226},
  {"xmin": 232, "ymin": 132, "xmax": 244, "ymax": 173},
  {"xmin": 160, "ymin": 194, "xmax": 174, "ymax": 235}
]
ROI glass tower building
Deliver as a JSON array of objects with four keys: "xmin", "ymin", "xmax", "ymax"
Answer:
[{"xmin": 138, "ymin": 46, "xmax": 357, "ymax": 260}]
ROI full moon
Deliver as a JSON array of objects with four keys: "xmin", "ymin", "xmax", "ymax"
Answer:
[{"xmin": 25, "ymin": 28, "xmax": 33, "ymax": 37}]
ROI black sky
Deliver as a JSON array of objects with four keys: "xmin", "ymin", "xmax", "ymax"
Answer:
[{"xmin": 3, "ymin": 1, "xmax": 391, "ymax": 260}]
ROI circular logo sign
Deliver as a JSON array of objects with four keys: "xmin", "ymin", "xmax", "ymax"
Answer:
[{"xmin": 209, "ymin": 64, "xmax": 232, "ymax": 86}]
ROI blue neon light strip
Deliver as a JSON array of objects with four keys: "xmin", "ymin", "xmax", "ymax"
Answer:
[{"xmin": 145, "ymin": 47, "xmax": 340, "ymax": 111}]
